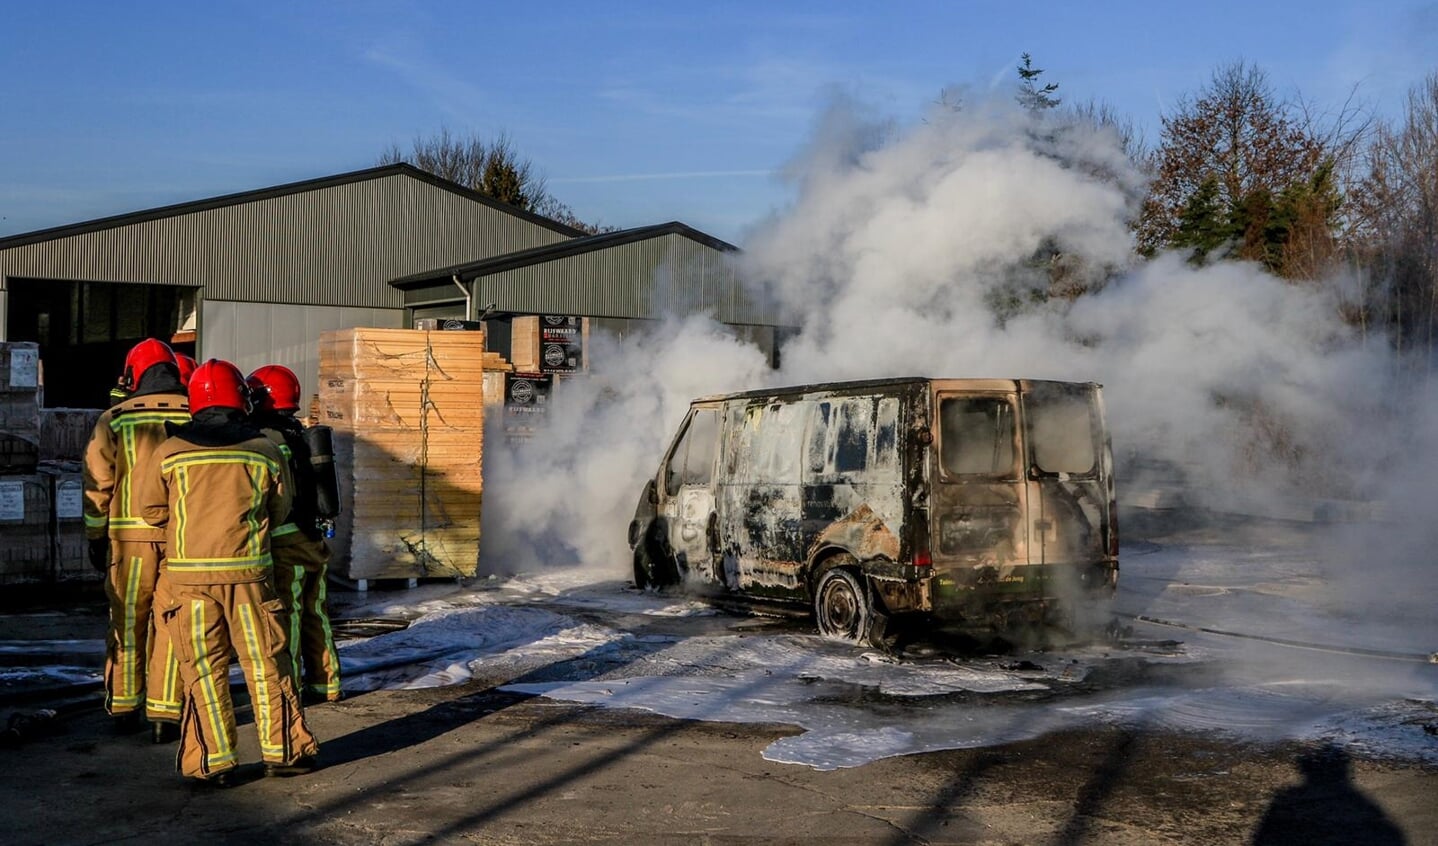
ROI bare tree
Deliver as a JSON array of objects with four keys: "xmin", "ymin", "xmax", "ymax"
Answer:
[
  {"xmin": 380, "ymin": 129, "xmax": 606, "ymax": 233},
  {"xmin": 1348, "ymin": 74, "xmax": 1438, "ymax": 365},
  {"xmin": 1065, "ymin": 98, "xmax": 1149, "ymax": 164}
]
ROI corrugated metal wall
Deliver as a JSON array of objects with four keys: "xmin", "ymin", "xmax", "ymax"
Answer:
[
  {"xmin": 0, "ymin": 172, "xmax": 571, "ymax": 309},
  {"xmin": 474, "ymin": 233, "xmax": 776, "ymax": 325},
  {"xmin": 201, "ymin": 300, "xmax": 404, "ymax": 407},
  {"xmin": 588, "ymin": 316, "xmax": 776, "ymax": 364}
]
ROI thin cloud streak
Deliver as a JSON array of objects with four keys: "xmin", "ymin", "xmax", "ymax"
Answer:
[{"xmin": 552, "ymin": 169, "xmax": 776, "ymax": 184}]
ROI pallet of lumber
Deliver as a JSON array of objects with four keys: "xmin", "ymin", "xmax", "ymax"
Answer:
[{"xmin": 317, "ymin": 327, "xmax": 486, "ymax": 581}]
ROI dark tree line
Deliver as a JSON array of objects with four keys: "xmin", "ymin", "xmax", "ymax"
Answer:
[{"xmin": 1017, "ymin": 55, "xmax": 1438, "ymax": 371}]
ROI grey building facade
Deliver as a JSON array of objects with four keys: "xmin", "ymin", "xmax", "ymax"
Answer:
[{"xmin": 0, "ymin": 165, "xmax": 771, "ymax": 408}]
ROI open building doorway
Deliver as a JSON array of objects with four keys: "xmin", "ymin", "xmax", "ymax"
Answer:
[{"xmin": 6, "ymin": 278, "xmax": 198, "ymax": 409}]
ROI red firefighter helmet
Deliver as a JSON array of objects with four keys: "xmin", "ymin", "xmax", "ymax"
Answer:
[
  {"xmin": 188, "ymin": 359, "xmax": 251, "ymax": 414},
  {"xmin": 246, "ymin": 364, "xmax": 302, "ymax": 414},
  {"xmin": 175, "ymin": 354, "xmax": 198, "ymax": 387},
  {"xmin": 121, "ymin": 339, "xmax": 177, "ymax": 390}
]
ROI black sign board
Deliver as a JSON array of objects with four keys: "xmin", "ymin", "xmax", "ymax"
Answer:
[
  {"xmin": 504, "ymin": 372, "xmax": 552, "ymax": 437},
  {"xmin": 538, "ymin": 315, "xmax": 584, "ymax": 374}
]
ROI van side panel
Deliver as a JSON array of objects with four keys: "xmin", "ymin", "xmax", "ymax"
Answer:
[
  {"xmin": 713, "ymin": 387, "xmax": 914, "ymax": 601},
  {"xmin": 717, "ymin": 399, "xmax": 809, "ymax": 595},
  {"xmin": 803, "ymin": 393, "xmax": 907, "ymax": 564}
]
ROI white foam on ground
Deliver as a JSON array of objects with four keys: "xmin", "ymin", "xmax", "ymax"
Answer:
[{"xmin": 10, "ymin": 540, "xmax": 1430, "ymax": 770}]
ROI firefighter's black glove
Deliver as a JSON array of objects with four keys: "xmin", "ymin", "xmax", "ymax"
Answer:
[{"xmin": 88, "ymin": 538, "xmax": 111, "ymax": 572}]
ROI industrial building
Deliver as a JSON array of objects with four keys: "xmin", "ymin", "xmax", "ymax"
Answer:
[{"xmin": 0, "ymin": 164, "xmax": 777, "ymax": 409}]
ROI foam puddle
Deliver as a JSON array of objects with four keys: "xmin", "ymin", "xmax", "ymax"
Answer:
[{"xmin": 7, "ymin": 543, "xmax": 1433, "ymax": 771}]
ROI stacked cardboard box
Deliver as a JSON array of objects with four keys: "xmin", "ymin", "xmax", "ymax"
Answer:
[
  {"xmin": 49, "ymin": 470, "xmax": 88, "ymax": 580},
  {"xmin": 318, "ymin": 328, "xmax": 486, "ymax": 581},
  {"xmin": 0, "ymin": 468, "xmax": 90, "ymax": 584},
  {"xmin": 0, "ymin": 342, "xmax": 42, "ymax": 474},
  {"xmin": 40, "ymin": 408, "xmax": 104, "ymax": 461},
  {"xmin": 0, "ymin": 474, "xmax": 51, "ymax": 583},
  {"xmin": 507, "ymin": 315, "xmax": 589, "ymax": 376}
]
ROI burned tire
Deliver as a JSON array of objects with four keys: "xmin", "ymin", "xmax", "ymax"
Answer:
[
  {"xmin": 632, "ymin": 527, "xmax": 678, "ymax": 590},
  {"xmin": 632, "ymin": 546, "xmax": 653, "ymax": 590},
  {"xmin": 814, "ymin": 566, "xmax": 875, "ymax": 646}
]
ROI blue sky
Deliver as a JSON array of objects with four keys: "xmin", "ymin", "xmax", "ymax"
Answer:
[{"xmin": 1, "ymin": 1, "xmax": 1434, "ymax": 244}]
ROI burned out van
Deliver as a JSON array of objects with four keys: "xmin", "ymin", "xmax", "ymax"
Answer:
[{"xmin": 628, "ymin": 378, "xmax": 1118, "ymax": 644}]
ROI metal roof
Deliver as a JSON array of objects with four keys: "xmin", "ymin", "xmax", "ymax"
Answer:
[
  {"xmin": 0, "ymin": 165, "xmax": 583, "ymax": 309},
  {"xmin": 389, "ymin": 221, "xmax": 737, "ymax": 290},
  {"xmin": 0, "ymin": 163, "xmax": 585, "ymax": 251}
]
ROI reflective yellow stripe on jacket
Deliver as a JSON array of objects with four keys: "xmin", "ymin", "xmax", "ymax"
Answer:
[
  {"xmin": 162, "ymin": 450, "xmax": 282, "ymax": 575},
  {"xmin": 110, "ymin": 410, "xmax": 190, "ymax": 526}
]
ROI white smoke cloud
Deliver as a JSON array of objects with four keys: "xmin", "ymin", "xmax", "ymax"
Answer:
[
  {"xmin": 481, "ymin": 91, "xmax": 1438, "ymax": 654},
  {"xmin": 481, "ymin": 315, "xmax": 771, "ymax": 574}
]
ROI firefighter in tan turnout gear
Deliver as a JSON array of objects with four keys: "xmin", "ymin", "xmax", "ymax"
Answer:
[
  {"xmin": 137, "ymin": 359, "xmax": 319, "ymax": 786},
  {"xmin": 83, "ymin": 338, "xmax": 188, "ymax": 740},
  {"xmin": 247, "ymin": 364, "xmax": 343, "ymax": 704}
]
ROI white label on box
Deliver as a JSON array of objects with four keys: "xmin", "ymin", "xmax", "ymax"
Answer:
[
  {"xmin": 0, "ymin": 480, "xmax": 23, "ymax": 521},
  {"xmin": 9, "ymin": 348, "xmax": 39, "ymax": 389},
  {"xmin": 56, "ymin": 480, "xmax": 83, "ymax": 519}
]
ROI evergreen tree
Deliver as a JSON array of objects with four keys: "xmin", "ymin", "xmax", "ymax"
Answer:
[
  {"xmin": 1017, "ymin": 53, "xmax": 1061, "ymax": 111},
  {"xmin": 1171, "ymin": 176, "xmax": 1229, "ymax": 263}
]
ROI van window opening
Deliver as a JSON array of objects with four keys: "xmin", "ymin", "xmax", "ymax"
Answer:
[
  {"xmin": 834, "ymin": 398, "xmax": 873, "ymax": 473},
  {"xmin": 723, "ymin": 402, "xmax": 805, "ymax": 485},
  {"xmin": 1026, "ymin": 388, "xmax": 1098, "ymax": 476},
  {"xmin": 874, "ymin": 398, "xmax": 899, "ymax": 472},
  {"xmin": 668, "ymin": 409, "xmax": 719, "ymax": 494},
  {"xmin": 807, "ymin": 402, "xmax": 833, "ymax": 474},
  {"xmin": 940, "ymin": 397, "xmax": 1015, "ymax": 476}
]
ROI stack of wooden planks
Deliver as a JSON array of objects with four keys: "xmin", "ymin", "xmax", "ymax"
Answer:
[
  {"xmin": 481, "ymin": 350, "xmax": 513, "ymax": 409},
  {"xmin": 318, "ymin": 327, "xmax": 487, "ymax": 581},
  {"xmin": 509, "ymin": 316, "xmax": 540, "ymax": 372}
]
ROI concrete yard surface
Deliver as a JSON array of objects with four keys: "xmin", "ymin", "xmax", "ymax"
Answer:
[{"xmin": 4, "ymin": 682, "xmax": 1436, "ymax": 845}]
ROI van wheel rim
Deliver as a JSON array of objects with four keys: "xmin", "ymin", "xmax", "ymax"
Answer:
[{"xmin": 819, "ymin": 578, "xmax": 861, "ymax": 638}]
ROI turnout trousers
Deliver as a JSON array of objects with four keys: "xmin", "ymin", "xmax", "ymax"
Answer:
[
  {"xmin": 103, "ymin": 540, "xmax": 182, "ymax": 722},
  {"xmin": 162, "ymin": 580, "xmax": 319, "ymax": 778},
  {"xmin": 273, "ymin": 538, "xmax": 342, "ymax": 701}
]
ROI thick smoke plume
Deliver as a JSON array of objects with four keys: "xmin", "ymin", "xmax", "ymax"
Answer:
[{"xmin": 481, "ymin": 94, "xmax": 1438, "ymax": 651}]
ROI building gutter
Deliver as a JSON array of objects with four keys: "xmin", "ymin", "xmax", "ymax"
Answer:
[{"xmin": 452, "ymin": 274, "xmax": 472, "ymax": 321}]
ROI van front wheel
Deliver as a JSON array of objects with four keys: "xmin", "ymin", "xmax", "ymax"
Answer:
[
  {"xmin": 633, "ymin": 530, "xmax": 678, "ymax": 590},
  {"xmin": 814, "ymin": 566, "xmax": 875, "ymax": 646}
]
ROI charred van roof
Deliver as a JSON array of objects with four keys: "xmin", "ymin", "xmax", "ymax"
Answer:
[{"xmin": 693, "ymin": 377, "xmax": 1101, "ymax": 404}]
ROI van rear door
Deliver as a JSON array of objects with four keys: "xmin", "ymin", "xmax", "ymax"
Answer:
[
  {"xmin": 929, "ymin": 387, "xmax": 1030, "ymax": 613},
  {"xmin": 1020, "ymin": 382, "xmax": 1114, "ymax": 588}
]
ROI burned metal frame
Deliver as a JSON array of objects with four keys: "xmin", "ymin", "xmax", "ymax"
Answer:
[{"xmin": 629, "ymin": 377, "xmax": 1119, "ymax": 642}]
